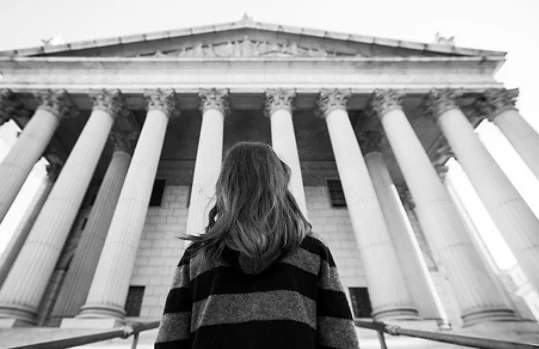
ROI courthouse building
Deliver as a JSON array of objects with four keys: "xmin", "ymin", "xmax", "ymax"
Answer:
[{"xmin": 0, "ymin": 15, "xmax": 539, "ymax": 347}]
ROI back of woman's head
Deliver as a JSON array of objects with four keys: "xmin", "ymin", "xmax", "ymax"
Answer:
[{"xmin": 180, "ymin": 141, "xmax": 312, "ymax": 271}]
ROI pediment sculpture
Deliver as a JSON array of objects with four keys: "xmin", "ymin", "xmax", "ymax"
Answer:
[{"xmin": 146, "ymin": 36, "xmax": 355, "ymax": 58}]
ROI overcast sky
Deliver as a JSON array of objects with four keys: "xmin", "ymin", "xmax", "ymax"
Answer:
[{"xmin": 0, "ymin": 0, "xmax": 538, "ymax": 270}]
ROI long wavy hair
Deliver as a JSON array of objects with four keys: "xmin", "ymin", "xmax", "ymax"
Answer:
[{"xmin": 179, "ymin": 141, "xmax": 312, "ymax": 272}]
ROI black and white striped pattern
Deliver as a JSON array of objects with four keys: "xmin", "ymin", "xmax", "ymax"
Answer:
[{"xmin": 155, "ymin": 234, "xmax": 360, "ymax": 349}]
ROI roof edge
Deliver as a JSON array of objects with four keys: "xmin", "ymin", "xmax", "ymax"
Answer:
[{"xmin": 0, "ymin": 16, "xmax": 508, "ymax": 58}]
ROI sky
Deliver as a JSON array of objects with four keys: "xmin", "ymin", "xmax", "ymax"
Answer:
[{"xmin": 0, "ymin": 0, "xmax": 538, "ymax": 270}]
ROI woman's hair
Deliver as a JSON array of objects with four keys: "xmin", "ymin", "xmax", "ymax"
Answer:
[{"xmin": 179, "ymin": 141, "xmax": 312, "ymax": 271}]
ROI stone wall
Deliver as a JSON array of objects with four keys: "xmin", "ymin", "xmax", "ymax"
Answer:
[{"xmin": 128, "ymin": 160, "xmax": 367, "ymax": 318}]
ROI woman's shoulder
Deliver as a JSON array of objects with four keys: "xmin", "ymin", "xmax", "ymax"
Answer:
[{"xmin": 301, "ymin": 232, "xmax": 331, "ymax": 254}]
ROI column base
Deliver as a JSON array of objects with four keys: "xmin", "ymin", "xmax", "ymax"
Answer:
[
  {"xmin": 461, "ymin": 308, "xmax": 517, "ymax": 326},
  {"xmin": 77, "ymin": 304, "xmax": 126, "ymax": 320},
  {"xmin": 0, "ymin": 305, "xmax": 37, "ymax": 327},
  {"xmin": 461, "ymin": 320, "xmax": 539, "ymax": 343},
  {"xmin": 372, "ymin": 307, "xmax": 420, "ymax": 321},
  {"xmin": 61, "ymin": 317, "xmax": 124, "ymax": 329}
]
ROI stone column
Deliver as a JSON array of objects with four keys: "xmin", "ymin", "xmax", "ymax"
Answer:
[
  {"xmin": 363, "ymin": 143, "xmax": 446, "ymax": 322},
  {"xmin": 0, "ymin": 89, "xmax": 126, "ymax": 325},
  {"xmin": 265, "ymin": 88, "xmax": 308, "ymax": 217},
  {"xmin": 79, "ymin": 89, "xmax": 179, "ymax": 319},
  {"xmin": 367, "ymin": 89, "xmax": 516, "ymax": 325},
  {"xmin": 316, "ymin": 89, "xmax": 418, "ymax": 320},
  {"xmin": 422, "ymin": 88, "xmax": 539, "ymax": 295},
  {"xmin": 0, "ymin": 161, "xmax": 61, "ymax": 288},
  {"xmin": 443, "ymin": 170, "xmax": 518, "ymax": 313},
  {"xmin": 476, "ymin": 88, "xmax": 539, "ymax": 180},
  {"xmin": 0, "ymin": 89, "xmax": 77, "ymax": 224},
  {"xmin": 185, "ymin": 88, "xmax": 228, "ymax": 237},
  {"xmin": 52, "ymin": 130, "xmax": 137, "ymax": 319}
]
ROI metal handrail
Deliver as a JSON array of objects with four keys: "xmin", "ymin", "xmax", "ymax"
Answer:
[
  {"xmin": 355, "ymin": 320, "xmax": 539, "ymax": 349},
  {"xmin": 8, "ymin": 320, "xmax": 160, "ymax": 349}
]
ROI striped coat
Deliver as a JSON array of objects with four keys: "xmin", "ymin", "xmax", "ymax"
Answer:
[{"xmin": 155, "ymin": 234, "xmax": 360, "ymax": 349}]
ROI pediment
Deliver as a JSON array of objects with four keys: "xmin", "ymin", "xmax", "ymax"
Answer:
[
  {"xmin": 148, "ymin": 35, "xmax": 345, "ymax": 59},
  {"xmin": 0, "ymin": 17, "xmax": 505, "ymax": 59}
]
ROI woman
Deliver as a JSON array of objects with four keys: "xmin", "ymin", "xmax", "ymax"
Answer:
[{"xmin": 155, "ymin": 142, "xmax": 360, "ymax": 349}]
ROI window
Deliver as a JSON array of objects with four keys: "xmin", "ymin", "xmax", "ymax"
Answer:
[
  {"xmin": 327, "ymin": 179, "xmax": 346, "ymax": 207},
  {"xmin": 349, "ymin": 287, "xmax": 373, "ymax": 318},
  {"xmin": 149, "ymin": 179, "xmax": 166, "ymax": 207},
  {"xmin": 124, "ymin": 286, "xmax": 145, "ymax": 317}
]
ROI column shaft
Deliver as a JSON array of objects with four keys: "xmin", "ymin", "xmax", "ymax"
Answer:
[
  {"xmin": 0, "ymin": 174, "xmax": 54, "ymax": 287},
  {"xmin": 365, "ymin": 152, "xmax": 446, "ymax": 321},
  {"xmin": 52, "ymin": 143, "xmax": 132, "ymax": 318},
  {"xmin": 480, "ymin": 89, "xmax": 539, "ymax": 180},
  {"xmin": 369, "ymin": 89, "xmax": 515, "ymax": 325},
  {"xmin": 79, "ymin": 89, "xmax": 177, "ymax": 318},
  {"xmin": 265, "ymin": 89, "xmax": 308, "ymax": 216},
  {"xmin": 185, "ymin": 89, "xmax": 227, "ymax": 237},
  {"xmin": 0, "ymin": 90, "xmax": 120, "ymax": 325},
  {"xmin": 317, "ymin": 89, "xmax": 417, "ymax": 320},
  {"xmin": 426, "ymin": 90, "xmax": 539, "ymax": 294},
  {"xmin": 0, "ymin": 93, "xmax": 72, "ymax": 223}
]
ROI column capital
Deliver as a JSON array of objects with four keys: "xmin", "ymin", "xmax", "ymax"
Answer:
[
  {"xmin": 143, "ymin": 89, "xmax": 180, "ymax": 118},
  {"xmin": 434, "ymin": 163, "xmax": 449, "ymax": 182},
  {"xmin": 420, "ymin": 88, "xmax": 463, "ymax": 121},
  {"xmin": 475, "ymin": 88, "xmax": 519, "ymax": 122},
  {"xmin": 315, "ymin": 88, "xmax": 351, "ymax": 118},
  {"xmin": 89, "ymin": 89, "xmax": 129, "ymax": 119},
  {"xmin": 0, "ymin": 89, "xmax": 26, "ymax": 126},
  {"xmin": 110, "ymin": 129, "xmax": 138, "ymax": 155},
  {"xmin": 46, "ymin": 162, "xmax": 63, "ymax": 182},
  {"xmin": 264, "ymin": 88, "xmax": 296, "ymax": 117},
  {"xmin": 397, "ymin": 185, "xmax": 415, "ymax": 211},
  {"xmin": 199, "ymin": 88, "xmax": 230, "ymax": 115},
  {"xmin": 360, "ymin": 129, "xmax": 384, "ymax": 154},
  {"xmin": 34, "ymin": 89, "xmax": 79, "ymax": 121},
  {"xmin": 366, "ymin": 89, "xmax": 404, "ymax": 119}
]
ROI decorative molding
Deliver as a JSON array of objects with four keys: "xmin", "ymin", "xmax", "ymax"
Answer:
[
  {"xmin": 143, "ymin": 89, "xmax": 180, "ymax": 118},
  {"xmin": 46, "ymin": 162, "xmax": 63, "ymax": 182},
  {"xmin": 89, "ymin": 89, "xmax": 129, "ymax": 118},
  {"xmin": 397, "ymin": 185, "xmax": 415, "ymax": 211},
  {"xmin": 359, "ymin": 129, "xmax": 384, "ymax": 154},
  {"xmin": 420, "ymin": 88, "xmax": 463, "ymax": 121},
  {"xmin": 474, "ymin": 88, "xmax": 519, "ymax": 122},
  {"xmin": 434, "ymin": 163, "xmax": 449, "ymax": 182},
  {"xmin": 146, "ymin": 36, "xmax": 342, "ymax": 59},
  {"xmin": 264, "ymin": 88, "xmax": 296, "ymax": 117},
  {"xmin": 315, "ymin": 88, "xmax": 351, "ymax": 118},
  {"xmin": 0, "ymin": 89, "xmax": 26, "ymax": 126},
  {"xmin": 110, "ymin": 130, "xmax": 139, "ymax": 155},
  {"xmin": 366, "ymin": 89, "xmax": 404, "ymax": 119},
  {"xmin": 34, "ymin": 89, "xmax": 79, "ymax": 121},
  {"xmin": 44, "ymin": 146, "xmax": 66, "ymax": 182},
  {"xmin": 199, "ymin": 88, "xmax": 230, "ymax": 115}
]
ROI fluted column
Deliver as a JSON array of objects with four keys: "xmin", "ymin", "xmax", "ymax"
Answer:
[
  {"xmin": 79, "ymin": 89, "xmax": 179, "ymax": 319},
  {"xmin": 367, "ymin": 89, "xmax": 516, "ymax": 325},
  {"xmin": 0, "ymin": 161, "xmax": 61, "ymax": 288},
  {"xmin": 316, "ymin": 89, "xmax": 417, "ymax": 320},
  {"xmin": 0, "ymin": 89, "xmax": 125, "ymax": 325},
  {"xmin": 265, "ymin": 88, "xmax": 308, "ymax": 217},
  {"xmin": 476, "ymin": 88, "xmax": 539, "ymax": 179},
  {"xmin": 0, "ymin": 89, "xmax": 77, "ymax": 224},
  {"xmin": 52, "ymin": 130, "xmax": 136, "ymax": 318},
  {"xmin": 185, "ymin": 88, "xmax": 228, "ymax": 237},
  {"xmin": 422, "ymin": 88, "xmax": 539, "ymax": 295},
  {"xmin": 363, "ymin": 142, "xmax": 446, "ymax": 322}
]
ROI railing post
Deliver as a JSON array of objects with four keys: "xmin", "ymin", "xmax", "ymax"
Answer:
[
  {"xmin": 377, "ymin": 331, "xmax": 389, "ymax": 349},
  {"xmin": 131, "ymin": 333, "xmax": 139, "ymax": 349}
]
